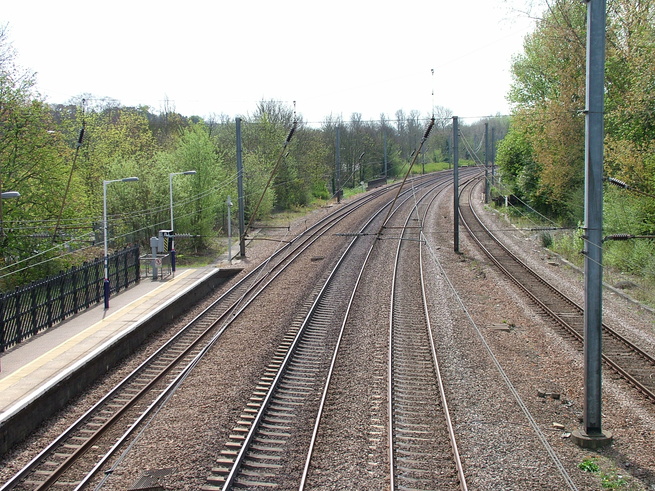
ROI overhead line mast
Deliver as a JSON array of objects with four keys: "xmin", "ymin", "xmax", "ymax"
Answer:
[{"xmin": 376, "ymin": 117, "xmax": 434, "ymax": 238}]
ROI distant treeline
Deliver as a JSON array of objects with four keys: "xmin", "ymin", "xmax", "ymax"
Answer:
[{"xmin": 0, "ymin": 26, "xmax": 507, "ymax": 289}]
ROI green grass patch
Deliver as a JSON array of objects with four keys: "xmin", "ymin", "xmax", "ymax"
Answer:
[{"xmin": 577, "ymin": 457, "xmax": 630, "ymax": 489}]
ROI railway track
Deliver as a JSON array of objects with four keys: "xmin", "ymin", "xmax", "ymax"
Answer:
[
  {"xmin": 205, "ymin": 174, "xmax": 461, "ymax": 489},
  {"xmin": 388, "ymin": 193, "xmax": 466, "ymax": 489},
  {"xmin": 459, "ymin": 178, "xmax": 655, "ymax": 404},
  {"xmin": 1, "ymin": 176, "xmax": 435, "ymax": 490}
]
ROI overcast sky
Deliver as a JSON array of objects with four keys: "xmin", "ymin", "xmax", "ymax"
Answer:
[{"xmin": 2, "ymin": 0, "xmax": 537, "ymax": 124}]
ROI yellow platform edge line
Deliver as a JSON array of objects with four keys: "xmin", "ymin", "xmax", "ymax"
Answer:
[{"xmin": 0, "ymin": 269, "xmax": 196, "ymax": 388}]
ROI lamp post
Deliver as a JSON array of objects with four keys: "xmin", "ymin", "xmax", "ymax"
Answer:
[
  {"xmin": 103, "ymin": 177, "xmax": 138, "ymax": 309},
  {"xmin": 169, "ymin": 170, "xmax": 196, "ymax": 272},
  {"xmin": 0, "ymin": 191, "xmax": 20, "ymax": 237}
]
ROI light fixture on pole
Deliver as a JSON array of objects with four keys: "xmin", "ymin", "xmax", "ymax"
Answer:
[
  {"xmin": 0, "ymin": 191, "xmax": 20, "ymax": 236},
  {"xmin": 169, "ymin": 170, "xmax": 196, "ymax": 272},
  {"xmin": 103, "ymin": 177, "xmax": 138, "ymax": 309}
]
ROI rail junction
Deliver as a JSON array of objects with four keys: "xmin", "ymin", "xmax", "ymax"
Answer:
[{"xmin": 1, "ymin": 169, "xmax": 654, "ymax": 489}]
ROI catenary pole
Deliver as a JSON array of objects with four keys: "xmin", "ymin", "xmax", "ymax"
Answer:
[
  {"xmin": 453, "ymin": 116, "xmax": 460, "ymax": 253},
  {"xmin": 236, "ymin": 117, "xmax": 246, "ymax": 258},
  {"xmin": 491, "ymin": 127, "xmax": 496, "ymax": 186},
  {"xmin": 484, "ymin": 122, "xmax": 490, "ymax": 204},
  {"xmin": 336, "ymin": 126, "xmax": 341, "ymax": 203},
  {"xmin": 573, "ymin": 0, "xmax": 612, "ymax": 448}
]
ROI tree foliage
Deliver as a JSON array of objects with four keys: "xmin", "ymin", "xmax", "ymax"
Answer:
[
  {"xmin": 1, "ymin": 27, "xmax": 499, "ymax": 289},
  {"xmin": 503, "ymin": 0, "xmax": 655, "ymax": 274}
]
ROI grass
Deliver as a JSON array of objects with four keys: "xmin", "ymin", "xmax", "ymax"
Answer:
[
  {"xmin": 578, "ymin": 457, "xmax": 631, "ymax": 489},
  {"xmin": 489, "ymin": 200, "xmax": 655, "ymax": 309}
]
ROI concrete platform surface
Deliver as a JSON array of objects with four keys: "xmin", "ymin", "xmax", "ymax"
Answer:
[{"xmin": 0, "ymin": 264, "xmax": 240, "ymax": 455}]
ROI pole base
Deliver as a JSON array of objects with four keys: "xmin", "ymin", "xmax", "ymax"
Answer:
[{"xmin": 571, "ymin": 429, "xmax": 613, "ymax": 449}]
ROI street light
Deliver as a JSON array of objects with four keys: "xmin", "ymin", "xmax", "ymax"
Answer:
[
  {"xmin": 0, "ymin": 191, "xmax": 20, "ymax": 236},
  {"xmin": 103, "ymin": 177, "xmax": 139, "ymax": 309},
  {"xmin": 169, "ymin": 170, "xmax": 196, "ymax": 272}
]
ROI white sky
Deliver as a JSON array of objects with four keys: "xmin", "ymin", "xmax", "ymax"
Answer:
[{"xmin": 2, "ymin": 0, "xmax": 537, "ymax": 124}]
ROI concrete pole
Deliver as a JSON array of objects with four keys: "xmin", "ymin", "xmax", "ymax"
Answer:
[
  {"xmin": 384, "ymin": 129, "xmax": 388, "ymax": 178},
  {"xmin": 573, "ymin": 0, "xmax": 612, "ymax": 448},
  {"xmin": 236, "ymin": 118, "xmax": 246, "ymax": 258},
  {"xmin": 453, "ymin": 116, "xmax": 460, "ymax": 253},
  {"xmin": 491, "ymin": 127, "xmax": 496, "ymax": 185},
  {"xmin": 336, "ymin": 126, "xmax": 341, "ymax": 203},
  {"xmin": 484, "ymin": 122, "xmax": 490, "ymax": 204}
]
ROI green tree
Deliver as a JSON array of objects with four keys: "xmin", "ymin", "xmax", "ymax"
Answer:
[{"xmin": 507, "ymin": 0, "xmax": 587, "ymax": 221}]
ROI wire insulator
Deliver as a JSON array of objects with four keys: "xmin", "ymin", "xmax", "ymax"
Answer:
[
  {"xmin": 603, "ymin": 233, "xmax": 635, "ymax": 241},
  {"xmin": 422, "ymin": 117, "xmax": 435, "ymax": 141},
  {"xmin": 76, "ymin": 127, "xmax": 85, "ymax": 148},
  {"xmin": 607, "ymin": 177, "xmax": 629, "ymax": 189},
  {"xmin": 285, "ymin": 121, "xmax": 297, "ymax": 145}
]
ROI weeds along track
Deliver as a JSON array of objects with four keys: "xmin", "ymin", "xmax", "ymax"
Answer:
[{"xmin": 459, "ymin": 178, "xmax": 655, "ymax": 404}]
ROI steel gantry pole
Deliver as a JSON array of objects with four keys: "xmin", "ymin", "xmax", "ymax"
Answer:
[
  {"xmin": 236, "ymin": 117, "xmax": 246, "ymax": 258},
  {"xmin": 572, "ymin": 0, "xmax": 612, "ymax": 449},
  {"xmin": 453, "ymin": 116, "xmax": 460, "ymax": 253},
  {"xmin": 484, "ymin": 122, "xmax": 490, "ymax": 204}
]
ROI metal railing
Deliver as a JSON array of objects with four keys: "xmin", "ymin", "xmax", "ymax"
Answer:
[{"xmin": 0, "ymin": 245, "xmax": 140, "ymax": 352}]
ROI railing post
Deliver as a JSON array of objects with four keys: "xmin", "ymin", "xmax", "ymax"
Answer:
[
  {"xmin": 134, "ymin": 245, "xmax": 140, "ymax": 284},
  {"xmin": 46, "ymin": 276, "xmax": 53, "ymax": 327},
  {"xmin": 30, "ymin": 283, "xmax": 38, "ymax": 334},
  {"xmin": 15, "ymin": 287, "xmax": 23, "ymax": 342},
  {"xmin": 71, "ymin": 267, "xmax": 79, "ymax": 314},
  {"xmin": 82, "ymin": 262, "xmax": 90, "ymax": 309},
  {"xmin": 0, "ymin": 293, "xmax": 5, "ymax": 353}
]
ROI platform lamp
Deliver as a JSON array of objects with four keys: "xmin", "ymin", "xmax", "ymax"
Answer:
[
  {"xmin": 169, "ymin": 170, "xmax": 196, "ymax": 272},
  {"xmin": 103, "ymin": 177, "xmax": 139, "ymax": 309},
  {"xmin": 0, "ymin": 191, "xmax": 20, "ymax": 237}
]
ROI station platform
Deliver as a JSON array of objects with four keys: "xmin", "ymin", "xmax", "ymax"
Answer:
[{"xmin": 0, "ymin": 263, "xmax": 242, "ymax": 456}]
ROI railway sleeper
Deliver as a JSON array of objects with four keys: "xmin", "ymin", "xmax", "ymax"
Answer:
[
  {"xmin": 239, "ymin": 468, "xmax": 277, "ymax": 478},
  {"xmin": 250, "ymin": 442, "xmax": 286, "ymax": 452},
  {"xmin": 260, "ymin": 422, "xmax": 291, "ymax": 431},
  {"xmin": 270, "ymin": 398, "xmax": 304, "ymax": 407},
  {"xmin": 258, "ymin": 428, "xmax": 292, "ymax": 438},
  {"xmin": 233, "ymin": 477, "xmax": 277, "ymax": 488},
  {"xmin": 245, "ymin": 451, "xmax": 284, "ymax": 461}
]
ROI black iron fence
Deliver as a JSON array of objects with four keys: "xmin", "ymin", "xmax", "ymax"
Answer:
[{"xmin": 0, "ymin": 245, "xmax": 140, "ymax": 352}]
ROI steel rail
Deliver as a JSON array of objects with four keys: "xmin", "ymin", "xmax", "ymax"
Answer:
[
  {"xmin": 297, "ymin": 174, "xmax": 459, "ymax": 490},
  {"xmin": 1, "ymin": 177, "xmax": 424, "ymax": 490},
  {"xmin": 419, "ymin": 182, "xmax": 469, "ymax": 490},
  {"xmin": 459, "ymin": 178, "xmax": 655, "ymax": 403},
  {"xmin": 217, "ymin": 174, "xmax": 453, "ymax": 489},
  {"xmin": 387, "ymin": 181, "xmax": 467, "ymax": 490}
]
